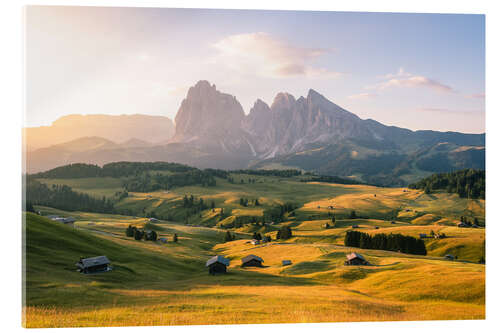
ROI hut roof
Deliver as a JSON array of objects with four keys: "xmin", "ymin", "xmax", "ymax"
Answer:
[
  {"xmin": 282, "ymin": 260, "xmax": 292, "ymax": 265},
  {"xmin": 78, "ymin": 256, "xmax": 110, "ymax": 268},
  {"xmin": 241, "ymin": 254, "xmax": 264, "ymax": 264},
  {"xmin": 346, "ymin": 252, "xmax": 366, "ymax": 261},
  {"xmin": 206, "ymin": 255, "xmax": 230, "ymax": 267}
]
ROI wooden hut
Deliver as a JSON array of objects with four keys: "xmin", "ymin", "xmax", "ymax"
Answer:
[
  {"xmin": 444, "ymin": 254, "xmax": 455, "ymax": 260},
  {"xmin": 76, "ymin": 256, "xmax": 111, "ymax": 274},
  {"xmin": 241, "ymin": 255, "xmax": 264, "ymax": 267},
  {"xmin": 206, "ymin": 255, "xmax": 230, "ymax": 275},
  {"xmin": 344, "ymin": 252, "xmax": 369, "ymax": 266},
  {"xmin": 282, "ymin": 260, "xmax": 292, "ymax": 266}
]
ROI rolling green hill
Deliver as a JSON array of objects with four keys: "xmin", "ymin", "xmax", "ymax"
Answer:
[
  {"xmin": 24, "ymin": 210, "xmax": 484, "ymax": 327},
  {"xmin": 24, "ymin": 162, "xmax": 486, "ymax": 327}
]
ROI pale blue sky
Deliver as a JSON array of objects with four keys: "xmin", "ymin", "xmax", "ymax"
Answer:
[{"xmin": 26, "ymin": 6, "xmax": 485, "ymax": 133}]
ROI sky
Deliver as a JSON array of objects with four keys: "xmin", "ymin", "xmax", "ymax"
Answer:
[{"xmin": 25, "ymin": 6, "xmax": 485, "ymax": 133}]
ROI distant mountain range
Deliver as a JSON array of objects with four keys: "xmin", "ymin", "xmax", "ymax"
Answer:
[
  {"xmin": 24, "ymin": 114, "xmax": 175, "ymax": 152},
  {"xmin": 24, "ymin": 80, "xmax": 485, "ymax": 185}
]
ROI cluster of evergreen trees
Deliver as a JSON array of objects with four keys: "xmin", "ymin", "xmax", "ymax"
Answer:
[
  {"xmin": 251, "ymin": 232, "xmax": 271, "ymax": 242},
  {"xmin": 125, "ymin": 226, "xmax": 158, "ymax": 241},
  {"xmin": 344, "ymin": 230, "xmax": 427, "ymax": 255},
  {"xmin": 301, "ymin": 175, "xmax": 365, "ymax": 185},
  {"xmin": 408, "ymin": 169, "xmax": 485, "ymax": 199},
  {"xmin": 232, "ymin": 169, "xmax": 302, "ymax": 178},
  {"xmin": 276, "ymin": 225, "xmax": 293, "ymax": 240},
  {"xmin": 238, "ymin": 198, "xmax": 260, "ymax": 207},
  {"xmin": 224, "ymin": 231, "xmax": 236, "ymax": 242},
  {"xmin": 32, "ymin": 162, "xmax": 303, "ymax": 183},
  {"xmin": 25, "ymin": 178, "xmax": 115, "ymax": 213},
  {"xmin": 263, "ymin": 202, "xmax": 298, "ymax": 222},
  {"xmin": 123, "ymin": 169, "xmax": 217, "ymax": 192},
  {"xmin": 32, "ymin": 162, "xmax": 196, "ymax": 179},
  {"xmin": 460, "ymin": 216, "xmax": 481, "ymax": 227}
]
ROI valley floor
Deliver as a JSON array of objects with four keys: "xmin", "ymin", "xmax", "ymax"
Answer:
[{"xmin": 23, "ymin": 210, "xmax": 485, "ymax": 327}]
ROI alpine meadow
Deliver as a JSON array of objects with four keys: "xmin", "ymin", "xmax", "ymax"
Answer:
[{"xmin": 23, "ymin": 6, "xmax": 485, "ymax": 328}]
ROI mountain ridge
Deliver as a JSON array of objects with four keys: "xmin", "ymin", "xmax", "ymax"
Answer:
[{"xmin": 24, "ymin": 80, "xmax": 485, "ymax": 185}]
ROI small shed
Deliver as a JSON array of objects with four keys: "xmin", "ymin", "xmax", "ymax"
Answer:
[
  {"xmin": 282, "ymin": 260, "xmax": 292, "ymax": 266},
  {"xmin": 457, "ymin": 223, "xmax": 468, "ymax": 228},
  {"xmin": 391, "ymin": 221, "xmax": 396, "ymax": 224},
  {"xmin": 241, "ymin": 255, "xmax": 264, "ymax": 267},
  {"xmin": 419, "ymin": 234, "xmax": 427, "ymax": 239},
  {"xmin": 76, "ymin": 256, "xmax": 111, "ymax": 274},
  {"xmin": 149, "ymin": 217, "xmax": 159, "ymax": 222},
  {"xmin": 206, "ymin": 255, "xmax": 230, "ymax": 275},
  {"xmin": 159, "ymin": 237, "xmax": 167, "ymax": 243},
  {"xmin": 51, "ymin": 216, "xmax": 76, "ymax": 226},
  {"xmin": 444, "ymin": 254, "xmax": 455, "ymax": 260},
  {"xmin": 344, "ymin": 252, "xmax": 369, "ymax": 266},
  {"xmin": 351, "ymin": 225, "xmax": 359, "ymax": 229}
]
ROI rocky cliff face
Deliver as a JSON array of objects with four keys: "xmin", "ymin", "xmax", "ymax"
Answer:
[
  {"xmin": 170, "ymin": 80, "xmax": 253, "ymax": 155},
  {"xmin": 241, "ymin": 88, "xmax": 380, "ymax": 158}
]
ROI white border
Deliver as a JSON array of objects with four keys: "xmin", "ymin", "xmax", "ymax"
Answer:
[{"xmin": 1, "ymin": 1, "xmax": 498, "ymax": 332}]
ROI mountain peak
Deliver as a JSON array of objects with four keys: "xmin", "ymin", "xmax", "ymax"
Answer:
[
  {"xmin": 253, "ymin": 99, "xmax": 270, "ymax": 110},
  {"xmin": 271, "ymin": 92, "xmax": 296, "ymax": 109},
  {"xmin": 172, "ymin": 80, "xmax": 245, "ymax": 145},
  {"xmin": 307, "ymin": 88, "xmax": 324, "ymax": 100}
]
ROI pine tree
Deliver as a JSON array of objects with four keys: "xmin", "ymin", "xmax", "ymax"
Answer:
[
  {"xmin": 224, "ymin": 231, "xmax": 233, "ymax": 242},
  {"xmin": 134, "ymin": 229, "xmax": 143, "ymax": 240},
  {"xmin": 125, "ymin": 225, "xmax": 135, "ymax": 237}
]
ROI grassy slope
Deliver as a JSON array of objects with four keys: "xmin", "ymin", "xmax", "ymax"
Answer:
[
  {"xmin": 24, "ymin": 211, "xmax": 484, "ymax": 327},
  {"xmin": 36, "ymin": 175, "xmax": 485, "ymax": 225}
]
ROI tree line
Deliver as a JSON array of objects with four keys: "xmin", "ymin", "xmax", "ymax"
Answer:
[
  {"xmin": 24, "ymin": 178, "xmax": 115, "ymax": 213},
  {"xmin": 263, "ymin": 202, "xmax": 298, "ymax": 222},
  {"xmin": 344, "ymin": 230, "xmax": 427, "ymax": 255},
  {"xmin": 408, "ymin": 169, "xmax": 485, "ymax": 199},
  {"xmin": 232, "ymin": 169, "xmax": 302, "ymax": 178},
  {"xmin": 32, "ymin": 162, "xmax": 196, "ymax": 179},
  {"xmin": 122, "ymin": 169, "xmax": 218, "ymax": 192},
  {"xmin": 301, "ymin": 175, "xmax": 366, "ymax": 185}
]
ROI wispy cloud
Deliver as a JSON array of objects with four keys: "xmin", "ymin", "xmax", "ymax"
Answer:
[
  {"xmin": 211, "ymin": 32, "xmax": 341, "ymax": 78},
  {"xmin": 370, "ymin": 67, "xmax": 453, "ymax": 93},
  {"xmin": 465, "ymin": 92, "xmax": 485, "ymax": 100},
  {"xmin": 348, "ymin": 92, "xmax": 377, "ymax": 100},
  {"xmin": 417, "ymin": 107, "xmax": 481, "ymax": 114},
  {"xmin": 380, "ymin": 67, "xmax": 412, "ymax": 79}
]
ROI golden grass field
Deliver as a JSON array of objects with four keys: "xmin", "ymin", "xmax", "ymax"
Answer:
[{"xmin": 25, "ymin": 177, "xmax": 485, "ymax": 327}]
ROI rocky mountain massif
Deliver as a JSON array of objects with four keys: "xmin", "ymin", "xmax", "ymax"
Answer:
[{"xmin": 25, "ymin": 80, "xmax": 485, "ymax": 185}]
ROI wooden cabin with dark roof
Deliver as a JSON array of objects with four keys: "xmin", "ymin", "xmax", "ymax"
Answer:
[
  {"xmin": 344, "ymin": 252, "xmax": 369, "ymax": 266},
  {"xmin": 206, "ymin": 255, "xmax": 230, "ymax": 274},
  {"xmin": 76, "ymin": 256, "xmax": 111, "ymax": 274},
  {"xmin": 241, "ymin": 254, "xmax": 264, "ymax": 267}
]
